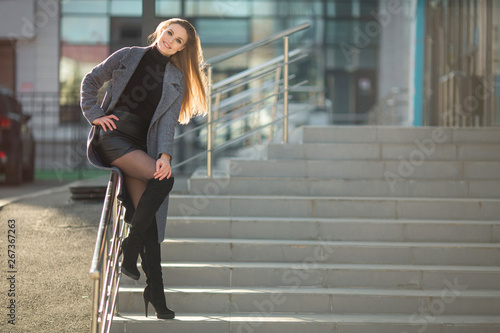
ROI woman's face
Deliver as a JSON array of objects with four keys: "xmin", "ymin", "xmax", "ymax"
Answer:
[{"xmin": 156, "ymin": 24, "xmax": 188, "ymax": 57}]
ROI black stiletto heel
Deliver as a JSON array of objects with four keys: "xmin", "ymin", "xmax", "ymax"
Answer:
[
  {"xmin": 143, "ymin": 286, "xmax": 175, "ymax": 319},
  {"xmin": 144, "ymin": 294, "xmax": 149, "ymax": 317}
]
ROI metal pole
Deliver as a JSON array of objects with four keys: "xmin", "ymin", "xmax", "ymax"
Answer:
[
  {"xmin": 91, "ymin": 278, "xmax": 99, "ymax": 333},
  {"xmin": 283, "ymin": 36, "xmax": 289, "ymax": 143},
  {"xmin": 206, "ymin": 66, "xmax": 213, "ymax": 178}
]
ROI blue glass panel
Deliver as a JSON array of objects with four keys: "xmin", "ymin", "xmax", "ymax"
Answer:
[
  {"xmin": 155, "ymin": 0, "xmax": 182, "ymax": 17},
  {"xmin": 111, "ymin": 0, "xmax": 142, "ymax": 16},
  {"xmin": 197, "ymin": 19, "xmax": 250, "ymax": 45},
  {"xmin": 61, "ymin": 16, "xmax": 110, "ymax": 44},
  {"xmin": 62, "ymin": 0, "xmax": 108, "ymax": 14},
  {"xmin": 186, "ymin": 0, "xmax": 250, "ymax": 17}
]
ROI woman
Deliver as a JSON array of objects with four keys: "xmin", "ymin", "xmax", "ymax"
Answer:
[{"xmin": 80, "ymin": 18, "xmax": 207, "ymax": 319}]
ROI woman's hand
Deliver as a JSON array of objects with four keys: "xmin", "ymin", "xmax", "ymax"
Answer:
[
  {"xmin": 92, "ymin": 115, "xmax": 119, "ymax": 132},
  {"xmin": 154, "ymin": 154, "xmax": 172, "ymax": 180}
]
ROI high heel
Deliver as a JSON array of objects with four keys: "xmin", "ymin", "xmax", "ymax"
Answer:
[
  {"xmin": 143, "ymin": 286, "xmax": 175, "ymax": 319},
  {"xmin": 144, "ymin": 290, "xmax": 149, "ymax": 317}
]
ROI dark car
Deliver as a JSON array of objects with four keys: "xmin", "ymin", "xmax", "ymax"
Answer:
[{"xmin": 0, "ymin": 87, "xmax": 35, "ymax": 184}]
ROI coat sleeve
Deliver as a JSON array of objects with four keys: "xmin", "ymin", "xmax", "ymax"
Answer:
[
  {"xmin": 80, "ymin": 47, "xmax": 130, "ymax": 125},
  {"xmin": 156, "ymin": 77, "xmax": 185, "ymax": 160}
]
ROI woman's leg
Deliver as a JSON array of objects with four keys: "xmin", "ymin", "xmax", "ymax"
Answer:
[
  {"xmin": 111, "ymin": 149, "xmax": 157, "ymax": 183},
  {"xmin": 112, "ymin": 150, "xmax": 175, "ymax": 280}
]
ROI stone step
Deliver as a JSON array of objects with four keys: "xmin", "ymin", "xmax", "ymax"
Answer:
[
  {"xmin": 111, "ymin": 313, "xmax": 500, "ymax": 333},
  {"xmin": 118, "ymin": 262, "xmax": 500, "ymax": 290},
  {"xmin": 169, "ymin": 195, "xmax": 500, "ymax": 220},
  {"xmin": 166, "ymin": 217, "xmax": 500, "ymax": 243},
  {"xmin": 225, "ymin": 159, "xmax": 500, "ymax": 180},
  {"xmin": 160, "ymin": 238, "xmax": 500, "ymax": 266},
  {"xmin": 116, "ymin": 287, "xmax": 500, "ymax": 316},
  {"xmin": 266, "ymin": 143, "xmax": 500, "ymax": 161},
  {"xmin": 296, "ymin": 126, "xmax": 500, "ymax": 144},
  {"xmin": 188, "ymin": 177, "xmax": 500, "ymax": 198}
]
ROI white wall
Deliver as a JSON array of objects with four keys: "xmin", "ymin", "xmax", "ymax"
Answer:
[
  {"xmin": 377, "ymin": 0, "xmax": 414, "ymax": 100},
  {"xmin": 0, "ymin": 0, "xmax": 36, "ymax": 40},
  {"xmin": 15, "ymin": 0, "xmax": 59, "ymax": 93}
]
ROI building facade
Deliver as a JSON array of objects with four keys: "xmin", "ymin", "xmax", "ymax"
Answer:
[{"xmin": 1, "ymin": 0, "xmax": 499, "ymax": 128}]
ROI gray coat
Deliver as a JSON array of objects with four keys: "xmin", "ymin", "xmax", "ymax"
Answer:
[{"xmin": 80, "ymin": 46, "xmax": 184, "ymax": 243}]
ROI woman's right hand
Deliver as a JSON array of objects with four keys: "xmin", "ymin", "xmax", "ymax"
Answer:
[{"xmin": 92, "ymin": 115, "xmax": 119, "ymax": 132}]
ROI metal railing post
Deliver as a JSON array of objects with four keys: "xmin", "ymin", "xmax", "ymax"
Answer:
[
  {"xmin": 283, "ymin": 36, "xmax": 289, "ymax": 143},
  {"xmin": 206, "ymin": 66, "xmax": 213, "ymax": 178}
]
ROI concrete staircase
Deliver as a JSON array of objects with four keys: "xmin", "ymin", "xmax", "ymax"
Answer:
[{"xmin": 112, "ymin": 126, "xmax": 500, "ymax": 333}]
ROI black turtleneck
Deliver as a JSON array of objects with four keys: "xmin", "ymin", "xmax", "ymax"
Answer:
[{"xmin": 113, "ymin": 45, "xmax": 170, "ymax": 124}]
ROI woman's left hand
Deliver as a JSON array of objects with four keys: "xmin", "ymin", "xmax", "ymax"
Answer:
[{"xmin": 154, "ymin": 154, "xmax": 172, "ymax": 180}]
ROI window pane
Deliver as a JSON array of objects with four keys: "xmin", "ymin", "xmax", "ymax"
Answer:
[
  {"xmin": 186, "ymin": 0, "xmax": 250, "ymax": 17},
  {"xmin": 277, "ymin": 0, "xmax": 322, "ymax": 17},
  {"xmin": 252, "ymin": 1, "xmax": 277, "ymax": 16},
  {"xmin": 62, "ymin": 0, "xmax": 108, "ymax": 14},
  {"xmin": 326, "ymin": 20, "xmax": 379, "ymax": 45},
  {"xmin": 334, "ymin": 0, "xmax": 353, "ymax": 17},
  {"xmin": 197, "ymin": 19, "xmax": 250, "ymax": 45},
  {"xmin": 111, "ymin": 0, "xmax": 142, "ymax": 16},
  {"xmin": 61, "ymin": 16, "xmax": 110, "ymax": 45},
  {"xmin": 155, "ymin": 0, "xmax": 182, "ymax": 17},
  {"xmin": 360, "ymin": 0, "xmax": 377, "ymax": 16}
]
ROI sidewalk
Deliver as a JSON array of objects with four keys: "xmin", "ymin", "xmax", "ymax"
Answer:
[{"xmin": 0, "ymin": 172, "xmax": 191, "ymax": 333}]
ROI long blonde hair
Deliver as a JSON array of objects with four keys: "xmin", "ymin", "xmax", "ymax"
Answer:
[{"xmin": 148, "ymin": 18, "xmax": 207, "ymax": 124}]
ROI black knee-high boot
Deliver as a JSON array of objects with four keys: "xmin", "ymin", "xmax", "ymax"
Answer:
[
  {"xmin": 121, "ymin": 177, "xmax": 174, "ymax": 280},
  {"xmin": 141, "ymin": 224, "xmax": 175, "ymax": 319}
]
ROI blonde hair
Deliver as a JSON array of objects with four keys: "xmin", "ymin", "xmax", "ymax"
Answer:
[{"xmin": 148, "ymin": 18, "xmax": 207, "ymax": 124}]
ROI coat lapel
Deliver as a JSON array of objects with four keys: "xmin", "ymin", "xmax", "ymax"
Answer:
[
  {"xmin": 150, "ymin": 62, "xmax": 183, "ymax": 125},
  {"xmin": 108, "ymin": 47, "xmax": 149, "ymax": 107}
]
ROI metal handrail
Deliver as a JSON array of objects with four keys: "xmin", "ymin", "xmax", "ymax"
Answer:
[
  {"xmin": 205, "ymin": 22, "xmax": 310, "ymax": 66},
  {"xmin": 89, "ymin": 170, "xmax": 127, "ymax": 333},
  {"xmin": 171, "ymin": 79, "xmax": 307, "ymax": 170},
  {"xmin": 203, "ymin": 22, "xmax": 311, "ymax": 176},
  {"xmin": 212, "ymin": 49, "xmax": 304, "ymax": 91}
]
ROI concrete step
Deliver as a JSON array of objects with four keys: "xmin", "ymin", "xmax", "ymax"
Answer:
[
  {"xmin": 188, "ymin": 177, "xmax": 500, "ymax": 198},
  {"xmin": 160, "ymin": 238, "xmax": 500, "ymax": 266},
  {"xmin": 266, "ymin": 143, "xmax": 500, "ymax": 162},
  {"xmin": 111, "ymin": 313, "xmax": 500, "ymax": 333},
  {"xmin": 119, "ymin": 262, "xmax": 500, "ymax": 290},
  {"xmin": 166, "ymin": 217, "xmax": 500, "ymax": 243},
  {"xmin": 225, "ymin": 159, "xmax": 500, "ymax": 181},
  {"xmin": 296, "ymin": 126, "xmax": 500, "ymax": 144},
  {"xmin": 116, "ymin": 286, "xmax": 500, "ymax": 315},
  {"xmin": 169, "ymin": 195, "xmax": 500, "ymax": 220}
]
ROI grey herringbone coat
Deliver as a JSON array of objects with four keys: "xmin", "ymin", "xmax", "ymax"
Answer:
[{"xmin": 80, "ymin": 46, "xmax": 184, "ymax": 243}]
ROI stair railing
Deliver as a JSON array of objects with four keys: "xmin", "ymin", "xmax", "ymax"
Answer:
[
  {"xmin": 89, "ymin": 22, "xmax": 310, "ymax": 333},
  {"xmin": 200, "ymin": 22, "xmax": 310, "ymax": 177},
  {"xmin": 89, "ymin": 170, "xmax": 127, "ymax": 333}
]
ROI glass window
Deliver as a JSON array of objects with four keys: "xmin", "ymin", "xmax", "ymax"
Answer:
[
  {"xmin": 326, "ymin": 20, "xmax": 379, "ymax": 46},
  {"xmin": 333, "ymin": 0, "xmax": 353, "ymax": 17},
  {"xmin": 360, "ymin": 0, "xmax": 377, "ymax": 16},
  {"xmin": 111, "ymin": 0, "xmax": 142, "ymax": 16},
  {"xmin": 277, "ymin": 0, "xmax": 322, "ymax": 17},
  {"xmin": 155, "ymin": 0, "xmax": 182, "ymax": 17},
  {"xmin": 326, "ymin": 20, "xmax": 356, "ymax": 44},
  {"xmin": 196, "ymin": 19, "xmax": 250, "ymax": 45},
  {"xmin": 252, "ymin": 1, "xmax": 278, "ymax": 16},
  {"xmin": 62, "ymin": 0, "xmax": 108, "ymax": 14},
  {"xmin": 186, "ymin": 0, "xmax": 250, "ymax": 17},
  {"xmin": 61, "ymin": 16, "xmax": 110, "ymax": 45}
]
